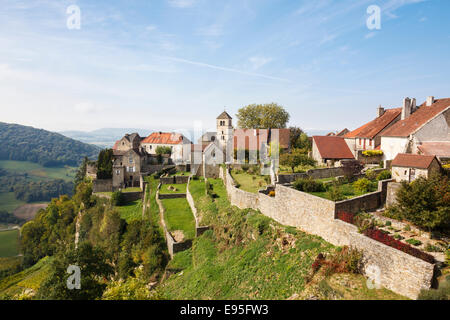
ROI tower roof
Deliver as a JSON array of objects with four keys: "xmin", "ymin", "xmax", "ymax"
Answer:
[{"xmin": 217, "ymin": 111, "xmax": 232, "ymax": 119}]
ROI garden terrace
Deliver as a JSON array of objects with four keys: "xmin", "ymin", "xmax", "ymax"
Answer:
[
  {"xmin": 116, "ymin": 199, "xmax": 142, "ymax": 223},
  {"xmin": 159, "ymin": 183, "xmax": 187, "ymax": 194},
  {"xmin": 161, "ymin": 197, "xmax": 196, "ymax": 241},
  {"xmin": 230, "ymin": 169, "xmax": 269, "ymax": 193}
]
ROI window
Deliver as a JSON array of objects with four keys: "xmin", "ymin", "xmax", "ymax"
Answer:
[{"xmin": 129, "ymin": 157, "xmax": 133, "ymax": 163}]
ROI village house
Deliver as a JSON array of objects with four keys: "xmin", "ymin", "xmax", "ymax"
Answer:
[
  {"xmin": 141, "ymin": 131, "xmax": 191, "ymax": 164},
  {"xmin": 344, "ymin": 105, "xmax": 402, "ymax": 158},
  {"xmin": 380, "ymin": 97, "xmax": 450, "ymax": 161},
  {"xmin": 311, "ymin": 135, "xmax": 355, "ymax": 165},
  {"xmin": 391, "ymin": 153, "xmax": 441, "ymax": 182},
  {"xmin": 326, "ymin": 128, "xmax": 350, "ymax": 137}
]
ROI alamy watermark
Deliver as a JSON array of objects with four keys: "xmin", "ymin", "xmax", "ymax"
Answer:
[
  {"xmin": 67, "ymin": 5, "xmax": 81, "ymax": 30},
  {"xmin": 367, "ymin": 5, "xmax": 381, "ymax": 30},
  {"xmin": 67, "ymin": 265, "xmax": 81, "ymax": 290}
]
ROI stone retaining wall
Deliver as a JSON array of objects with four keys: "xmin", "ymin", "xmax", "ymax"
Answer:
[
  {"xmin": 278, "ymin": 167, "xmax": 344, "ymax": 184},
  {"xmin": 158, "ymin": 193, "xmax": 187, "ymax": 199},
  {"xmin": 219, "ymin": 166, "xmax": 434, "ymax": 299},
  {"xmin": 160, "ymin": 176, "xmax": 190, "ymax": 185},
  {"xmin": 186, "ymin": 176, "xmax": 211, "ymax": 237},
  {"xmin": 93, "ymin": 179, "xmax": 113, "ymax": 192}
]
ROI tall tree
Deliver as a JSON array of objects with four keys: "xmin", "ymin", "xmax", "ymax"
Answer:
[
  {"xmin": 236, "ymin": 103, "xmax": 290, "ymax": 129},
  {"xmin": 289, "ymin": 127, "xmax": 312, "ymax": 150},
  {"xmin": 97, "ymin": 149, "xmax": 113, "ymax": 180},
  {"xmin": 280, "ymin": 149, "xmax": 315, "ymax": 173}
]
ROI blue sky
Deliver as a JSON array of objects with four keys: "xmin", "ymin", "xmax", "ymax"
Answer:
[{"xmin": 0, "ymin": 0, "xmax": 449, "ymax": 134}]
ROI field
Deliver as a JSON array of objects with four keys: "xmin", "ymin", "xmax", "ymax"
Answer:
[
  {"xmin": 13, "ymin": 204, "xmax": 48, "ymax": 221},
  {"xmin": 161, "ymin": 197, "xmax": 195, "ymax": 240},
  {"xmin": 0, "ymin": 192, "xmax": 26, "ymax": 213},
  {"xmin": 0, "ymin": 229, "xmax": 19, "ymax": 258},
  {"xmin": 0, "ymin": 160, "xmax": 76, "ymax": 182}
]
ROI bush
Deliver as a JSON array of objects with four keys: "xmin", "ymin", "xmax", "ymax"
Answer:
[
  {"xmin": 328, "ymin": 185, "xmax": 345, "ymax": 201},
  {"xmin": 424, "ymin": 243, "xmax": 443, "ymax": 252},
  {"xmin": 385, "ymin": 220, "xmax": 392, "ymax": 226},
  {"xmin": 111, "ymin": 191, "xmax": 124, "ymax": 206},
  {"xmin": 418, "ymin": 278, "xmax": 450, "ymax": 300},
  {"xmin": 362, "ymin": 150, "xmax": 383, "ymax": 157},
  {"xmin": 406, "ymin": 239, "xmax": 422, "ymax": 246},
  {"xmin": 292, "ymin": 178, "xmax": 325, "ymax": 193},
  {"xmin": 376, "ymin": 170, "xmax": 391, "ymax": 181},
  {"xmin": 365, "ymin": 169, "xmax": 377, "ymax": 180},
  {"xmin": 353, "ymin": 178, "xmax": 376, "ymax": 193}
]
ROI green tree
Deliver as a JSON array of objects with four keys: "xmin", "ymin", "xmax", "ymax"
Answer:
[
  {"xmin": 37, "ymin": 242, "xmax": 113, "ymax": 300},
  {"xmin": 74, "ymin": 157, "xmax": 89, "ymax": 188},
  {"xmin": 289, "ymin": 127, "xmax": 311, "ymax": 150},
  {"xmin": 155, "ymin": 146, "xmax": 172, "ymax": 155},
  {"xmin": 386, "ymin": 173, "xmax": 450, "ymax": 231},
  {"xmin": 280, "ymin": 149, "xmax": 315, "ymax": 173},
  {"xmin": 97, "ymin": 149, "xmax": 113, "ymax": 179},
  {"xmin": 236, "ymin": 103, "xmax": 290, "ymax": 129}
]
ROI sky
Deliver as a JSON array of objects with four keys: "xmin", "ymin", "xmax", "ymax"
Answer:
[{"xmin": 0, "ymin": 0, "xmax": 449, "ymax": 135}]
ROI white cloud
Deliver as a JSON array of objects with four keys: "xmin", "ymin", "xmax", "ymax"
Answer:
[
  {"xmin": 197, "ymin": 24, "xmax": 223, "ymax": 37},
  {"xmin": 168, "ymin": 0, "xmax": 196, "ymax": 8},
  {"xmin": 365, "ymin": 32, "xmax": 377, "ymax": 39},
  {"xmin": 248, "ymin": 56, "xmax": 272, "ymax": 70}
]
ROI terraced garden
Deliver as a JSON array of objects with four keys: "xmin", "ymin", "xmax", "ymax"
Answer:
[{"xmin": 161, "ymin": 196, "xmax": 195, "ymax": 241}]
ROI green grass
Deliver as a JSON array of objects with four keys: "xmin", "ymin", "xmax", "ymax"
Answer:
[
  {"xmin": 279, "ymin": 164, "xmax": 325, "ymax": 174},
  {"xmin": 161, "ymin": 198, "xmax": 195, "ymax": 240},
  {"xmin": 0, "ymin": 160, "xmax": 76, "ymax": 182},
  {"xmin": 159, "ymin": 183, "xmax": 187, "ymax": 194},
  {"xmin": 116, "ymin": 200, "xmax": 142, "ymax": 223},
  {"xmin": 122, "ymin": 187, "xmax": 142, "ymax": 193},
  {"xmin": 231, "ymin": 171, "xmax": 268, "ymax": 193},
  {"xmin": 0, "ymin": 229, "xmax": 19, "ymax": 258},
  {"xmin": 0, "ymin": 192, "xmax": 26, "ymax": 213},
  {"xmin": 188, "ymin": 178, "xmax": 206, "ymax": 202}
]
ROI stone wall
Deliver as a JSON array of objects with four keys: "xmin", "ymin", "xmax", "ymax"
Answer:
[
  {"xmin": 186, "ymin": 177, "xmax": 211, "ymax": 237},
  {"xmin": 386, "ymin": 181, "xmax": 402, "ymax": 207},
  {"xmin": 221, "ymin": 166, "xmax": 434, "ymax": 299},
  {"xmin": 160, "ymin": 176, "xmax": 190, "ymax": 185},
  {"xmin": 93, "ymin": 179, "xmax": 113, "ymax": 192},
  {"xmin": 158, "ymin": 193, "xmax": 186, "ymax": 199}
]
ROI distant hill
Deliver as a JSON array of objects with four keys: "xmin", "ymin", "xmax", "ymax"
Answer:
[
  {"xmin": 0, "ymin": 122, "xmax": 101, "ymax": 167},
  {"xmin": 60, "ymin": 128, "xmax": 152, "ymax": 148}
]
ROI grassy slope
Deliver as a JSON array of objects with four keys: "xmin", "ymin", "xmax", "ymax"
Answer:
[
  {"xmin": 0, "ymin": 160, "xmax": 76, "ymax": 182},
  {"xmin": 160, "ymin": 178, "xmax": 406, "ymax": 300},
  {"xmin": 0, "ymin": 256, "xmax": 53, "ymax": 299},
  {"xmin": 161, "ymin": 197, "xmax": 195, "ymax": 240},
  {"xmin": 159, "ymin": 184, "xmax": 187, "ymax": 194},
  {"xmin": 0, "ymin": 192, "xmax": 26, "ymax": 213},
  {"xmin": 0, "ymin": 230, "xmax": 19, "ymax": 257},
  {"xmin": 116, "ymin": 200, "xmax": 143, "ymax": 223}
]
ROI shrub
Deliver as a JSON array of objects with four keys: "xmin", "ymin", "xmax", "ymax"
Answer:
[
  {"xmin": 328, "ymin": 185, "xmax": 345, "ymax": 201},
  {"xmin": 376, "ymin": 170, "xmax": 391, "ymax": 181},
  {"xmin": 404, "ymin": 224, "xmax": 411, "ymax": 231},
  {"xmin": 362, "ymin": 150, "xmax": 383, "ymax": 157},
  {"xmin": 406, "ymin": 239, "xmax": 422, "ymax": 246},
  {"xmin": 424, "ymin": 243, "xmax": 443, "ymax": 252},
  {"xmin": 365, "ymin": 169, "xmax": 377, "ymax": 180},
  {"xmin": 418, "ymin": 278, "xmax": 450, "ymax": 300},
  {"xmin": 353, "ymin": 178, "xmax": 376, "ymax": 193},
  {"xmin": 385, "ymin": 220, "xmax": 392, "ymax": 226},
  {"xmin": 292, "ymin": 178, "xmax": 325, "ymax": 193},
  {"xmin": 111, "ymin": 191, "xmax": 124, "ymax": 206}
]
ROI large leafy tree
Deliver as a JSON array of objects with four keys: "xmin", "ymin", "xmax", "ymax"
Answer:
[
  {"xmin": 96, "ymin": 149, "xmax": 113, "ymax": 179},
  {"xmin": 289, "ymin": 127, "xmax": 311, "ymax": 150},
  {"xmin": 236, "ymin": 103, "xmax": 290, "ymax": 129},
  {"xmin": 280, "ymin": 149, "xmax": 315, "ymax": 173},
  {"xmin": 386, "ymin": 173, "xmax": 450, "ymax": 231}
]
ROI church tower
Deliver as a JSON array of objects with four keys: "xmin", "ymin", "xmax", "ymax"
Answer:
[{"xmin": 216, "ymin": 111, "xmax": 233, "ymax": 160}]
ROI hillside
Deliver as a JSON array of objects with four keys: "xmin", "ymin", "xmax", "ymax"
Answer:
[{"xmin": 0, "ymin": 122, "xmax": 100, "ymax": 167}]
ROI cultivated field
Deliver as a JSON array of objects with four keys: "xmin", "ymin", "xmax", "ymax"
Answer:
[
  {"xmin": 0, "ymin": 229, "xmax": 19, "ymax": 258},
  {"xmin": 0, "ymin": 160, "xmax": 76, "ymax": 182},
  {"xmin": 13, "ymin": 204, "xmax": 48, "ymax": 221}
]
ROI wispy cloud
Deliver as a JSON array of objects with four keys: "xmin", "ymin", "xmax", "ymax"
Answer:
[
  {"xmin": 168, "ymin": 0, "xmax": 196, "ymax": 8},
  {"xmin": 249, "ymin": 56, "xmax": 272, "ymax": 70}
]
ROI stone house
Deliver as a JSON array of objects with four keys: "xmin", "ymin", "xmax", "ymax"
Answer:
[
  {"xmin": 113, "ymin": 133, "xmax": 142, "ymax": 152},
  {"xmin": 391, "ymin": 153, "xmax": 441, "ymax": 182},
  {"xmin": 112, "ymin": 148, "xmax": 146, "ymax": 188},
  {"xmin": 141, "ymin": 132, "xmax": 191, "ymax": 164},
  {"xmin": 312, "ymin": 136, "xmax": 355, "ymax": 165},
  {"xmin": 380, "ymin": 97, "xmax": 450, "ymax": 161},
  {"xmin": 344, "ymin": 106, "xmax": 402, "ymax": 158}
]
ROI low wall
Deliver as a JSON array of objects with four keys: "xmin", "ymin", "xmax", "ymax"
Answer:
[
  {"xmin": 93, "ymin": 179, "xmax": 113, "ymax": 193},
  {"xmin": 220, "ymin": 166, "xmax": 434, "ymax": 299},
  {"xmin": 158, "ymin": 193, "xmax": 187, "ymax": 199},
  {"xmin": 386, "ymin": 182, "xmax": 402, "ymax": 207},
  {"xmin": 121, "ymin": 192, "xmax": 143, "ymax": 202},
  {"xmin": 186, "ymin": 176, "xmax": 211, "ymax": 237},
  {"xmin": 160, "ymin": 176, "xmax": 190, "ymax": 185}
]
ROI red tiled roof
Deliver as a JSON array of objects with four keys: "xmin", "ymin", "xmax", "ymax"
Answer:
[
  {"xmin": 313, "ymin": 136, "xmax": 355, "ymax": 160},
  {"xmin": 141, "ymin": 132, "xmax": 184, "ymax": 145},
  {"xmin": 381, "ymin": 98, "xmax": 450, "ymax": 137},
  {"xmin": 417, "ymin": 142, "xmax": 450, "ymax": 158},
  {"xmin": 344, "ymin": 108, "xmax": 402, "ymax": 139},
  {"xmin": 392, "ymin": 153, "xmax": 437, "ymax": 169},
  {"xmin": 233, "ymin": 128, "xmax": 290, "ymax": 150},
  {"xmin": 112, "ymin": 140, "xmax": 120, "ymax": 150}
]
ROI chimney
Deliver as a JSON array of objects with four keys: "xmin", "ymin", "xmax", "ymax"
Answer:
[
  {"xmin": 410, "ymin": 98, "xmax": 416, "ymax": 113},
  {"xmin": 426, "ymin": 96, "xmax": 435, "ymax": 106},
  {"xmin": 401, "ymin": 97, "xmax": 412, "ymax": 120},
  {"xmin": 377, "ymin": 105, "xmax": 385, "ymax": 118}
]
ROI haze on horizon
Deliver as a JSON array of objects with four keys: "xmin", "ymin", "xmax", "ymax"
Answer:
[{"xmin": 0, "ymin": 0, "xmax": 449, "ymax": 133}]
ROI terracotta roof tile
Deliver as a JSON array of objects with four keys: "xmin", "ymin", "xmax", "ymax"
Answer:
[
  {"xmin": 141, "ymin": 132, "xmax": 184, "ymax": 145},
  {"xmin": 417, "ymin": 142, "xmax": 450, "ymax": 158},
  {"xmin": 313, "ymin": 136, "xmax": 355, "ymax": 160},
  {"xmin": 381, "ymin": 98, "xmax": 450, "ymax": 137},
  {"xmin": 392, "ymin": 153, "xmax": 437, "ymax": 169},
  {"xmin": 344, "ymin": 108, "xmax": 402, "ymax": 139}
]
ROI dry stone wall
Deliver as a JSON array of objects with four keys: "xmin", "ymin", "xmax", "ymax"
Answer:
[
  {"xmin": 219, "ymin": 166, "xmax": 435, "ymax": 299},
  {"xmin": 186, "ymin": 177, "xmax": 211, "ymax": 236}
]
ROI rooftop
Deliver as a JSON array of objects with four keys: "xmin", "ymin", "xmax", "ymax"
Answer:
[
  {"xmin": 141, "ymin": 132, "xmax": 185, "ymax": 145},
  {"xmin": 392, "ymin": 153, "xmax": 437, "ymax": 169},
  {"xmin": 313, "ymin": 136, "xmax": 355, "ymax": 160},
  {"xmin": 344, "ymin": 108, "xmax": 402, "ymax": 139}
]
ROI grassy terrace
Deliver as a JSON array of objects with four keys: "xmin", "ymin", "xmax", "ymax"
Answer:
[
  {"xmin": 161, "ymin": 197, "xmax": 195, "ymax": 240},
  {"xmin": 161, "ymin": 178, "xmax": 404, "ymax": 300},
  {"xmin": 159, "ymin": 183, "xmax": 187, "ymax": 194},
  {"xmin": 308, "ymin": 183, "xmax": 370, "ymax": 201},
  {"xmin": 0, "ymin": 229, "xmax": 19, "ymax": 257},
  {"xmin": 230, "ymin": 170, "xmax": 268, "ymax": 193},
  {"xmin": 116, "ymin": 200, "xmax": 142, "ymax": 223}
]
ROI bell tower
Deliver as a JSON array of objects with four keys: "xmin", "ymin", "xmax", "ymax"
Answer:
[{"xmin": 216, "ymin": 111, "xmax": 233, "ymax": 158}]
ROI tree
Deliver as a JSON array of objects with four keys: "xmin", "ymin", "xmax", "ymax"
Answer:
[
  {"xmin": 289, "ymin": 127, "xmax": 312, "ymax": 150},
  {"xmin": 280, "ymin": 149, "xmax": 315, "ymax": 173},
  {"xmin": 74, "ymin": 157, "xmax": 89, "ymax": 188},
  {"xmin": 37, "ymin": 242, "xmax": 113, "ymax": 300},
  {"xmin": 236, "ymin": 103, "xmax": 290, "ymax": 129},
  {"xmin": 386, "ymin": 173, "xmax": 450, "ymax": 231},
  {"xmin": 97, "ymin": 149, "xmax": 113, "ymax": 179},
  {"xmin": 155, "ymin": 146, "xmax": 172, "ymax": 155}
]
